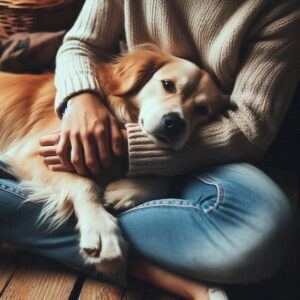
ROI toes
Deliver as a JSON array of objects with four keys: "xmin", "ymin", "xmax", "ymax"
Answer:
[
  {"xmin": 101, "ymin": 234, "xmax": 128, "ymax": 262},
  {"xmin": 103, "ymin": 190, "xmax": 120, "ymax": 206},
  {"xmin": 78, "ymin": 215, "xmax": 128, "ymax": 279},
  {"xmin": 103, "ymin": 187, "xmax": 142, "ymax": 211},
  {"xmin": 114, "ymin": 197, "xmax": 135, "ymax": 211},
  {"xmin": 83, "ymin": 247, "xmax": 100, "ymax": 258},
  {"xmin": 96, "ymin": 231, "xmax": 128, "ymax": 275},
  {"xmin": 79, "ymin": 231, "xmax": 101, "ymax": 260}
]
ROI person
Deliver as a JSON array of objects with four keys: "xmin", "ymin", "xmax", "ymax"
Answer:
[{"xmin": 0, "ymin": 1, "xmax": 299, "ymax": 299}]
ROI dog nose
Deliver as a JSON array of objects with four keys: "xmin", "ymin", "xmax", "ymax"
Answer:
[{"xmin": 162, "ymin": 113, "xmax": 186, "ymax": 137}]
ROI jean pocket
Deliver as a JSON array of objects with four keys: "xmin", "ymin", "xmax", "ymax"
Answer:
[{"xmin": 194, "ymin": 174, "xmax": 224, "ymax": 213}]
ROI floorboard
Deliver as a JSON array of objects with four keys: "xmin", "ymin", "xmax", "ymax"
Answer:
[
  {"xmin": 0, "ymin": 251, "xmax": 77, "ymax": 300},
  {"xmin": 79, "ymin": 278, "xmax": 124, "ymax": 300},
  {"xmin": 0, "ymin": 245, "xmax": 19, "ymax": 296}
]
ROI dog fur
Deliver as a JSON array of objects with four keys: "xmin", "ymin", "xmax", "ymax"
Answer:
[{"xmin": 0, "ymin": 44, "xmax": 228, "ymax": 278}]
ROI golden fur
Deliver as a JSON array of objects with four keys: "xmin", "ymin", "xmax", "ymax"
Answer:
[{"xmin": 0, "ymin": 44, "xmax": 227, "ymax": 279}]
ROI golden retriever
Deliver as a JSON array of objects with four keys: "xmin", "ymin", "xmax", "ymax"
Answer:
[{"xmin": 0, "ymin": 44, "xmax": 228, "ymax": 277}]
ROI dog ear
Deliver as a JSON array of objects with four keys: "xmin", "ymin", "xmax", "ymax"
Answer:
[
  {"xmin": 107, "ymin": 44, "xmax": 171, "ymax": 96},
  {"xmin": 195, "ymin": 72, "xmax": 231, "ymax": 117}
]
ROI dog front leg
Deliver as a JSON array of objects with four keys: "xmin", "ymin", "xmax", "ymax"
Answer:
[{"xmin": 68, "ymin": 179, "xmax": 128, "ymax": 276}]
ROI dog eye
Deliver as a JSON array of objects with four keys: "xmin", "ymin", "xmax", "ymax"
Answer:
[
  {"xmin": 195, "ymin": 105, "xmax": 208, "ymax": 116},
  {"xmin": 162, "ymin": 80, "xmax": 176, "ymax": 93}
]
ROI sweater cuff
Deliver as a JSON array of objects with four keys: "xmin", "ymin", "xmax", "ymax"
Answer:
[
  {"xmin": 54, "ymin": 73, "xmax": 101, "ymax": 117},
  {"xmin": 125, "ymin": 119, "xmax": 262, "ymax": 177},
  {"xmin": 126, "ymin": 123, "xmax": 172, "ymax": 177}
]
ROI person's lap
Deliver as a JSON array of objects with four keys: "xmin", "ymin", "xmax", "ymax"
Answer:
[{"xmin": 0, "ymin": 162, "xmax": 294, "ymax": 283}]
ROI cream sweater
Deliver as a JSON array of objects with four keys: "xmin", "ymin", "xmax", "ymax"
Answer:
[{"xmin": 55, "ymin": 0, "xmax": 300, "ymax": 177}]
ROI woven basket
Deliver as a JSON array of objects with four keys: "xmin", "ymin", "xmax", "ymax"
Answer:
[{"xmin": 0, "ymin": 0, "xmax": 84, "ymax": 36}]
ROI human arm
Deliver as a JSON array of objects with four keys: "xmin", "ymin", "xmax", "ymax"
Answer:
[{"xmin": 44, "ymin": 0, "xmax": 125, "ymax": 175}]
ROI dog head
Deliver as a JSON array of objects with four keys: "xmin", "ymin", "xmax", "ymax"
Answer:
[{"xmin": 104, "ymin": 44, "xmax": 229, "ymax": 150}]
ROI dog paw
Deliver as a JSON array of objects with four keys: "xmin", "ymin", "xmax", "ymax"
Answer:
[
  {"xmin": 103, "ymin": 178, "xmax": 169, "ymax": 212},
  {"xmin": 79, "ymin": 213, "xmax": 128, "ymax": 277},
  {"xmin": 103, "ymin": 190, "xmax": 139, "ymax": 211},
  {"xmin": 79, "ymin": 227, "xmax": 102, "ymax": 261},
  {"xmin": 95, "ymin": 230, "xmax": 128, "ymax": 277}
]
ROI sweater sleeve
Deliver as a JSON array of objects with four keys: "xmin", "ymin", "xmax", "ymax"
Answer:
[
  {"xmin": 54, "ymin": 0, "xmax": 123, "ymax": 116},
  {"xmin": 126, "ymin": 5, "xmax": 300, "ymax": 177}
]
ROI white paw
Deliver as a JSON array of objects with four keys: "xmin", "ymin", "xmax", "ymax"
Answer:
[
  {"xmin": 103, "ymin": 178, "xmax": 169, "ymax": 212},
  {"xmin": 103, "ymin": 190, "xmax": 140, "ymax": 211},
  {"xmin": 79, "ymin": 213, "xmax": 128, "ymax": 277},
  {"xmin": 79, "ymin": 228, "xmax": 101, "ymax": 260}
]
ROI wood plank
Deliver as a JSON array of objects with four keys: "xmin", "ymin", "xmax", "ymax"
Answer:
[
  {"xmin": 1, "ymin": 251, "xmax": 78, "ymax": 300},
  {"xmin": 79, "ymin": 277, "xmax": 124, "ymax": 300},
  {"xmin": 0, "ymin": 245, "xmax": 20, "ymax": 295}
]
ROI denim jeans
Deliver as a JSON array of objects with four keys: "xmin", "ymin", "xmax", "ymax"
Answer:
[{"xmin": 0, "ymin": 163, "xmax": 294, "ymax": 284}]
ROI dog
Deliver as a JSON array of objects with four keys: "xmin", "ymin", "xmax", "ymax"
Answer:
[{"xmin": 0, "ymin": 44, "xmax": 228, "ymax": 278}]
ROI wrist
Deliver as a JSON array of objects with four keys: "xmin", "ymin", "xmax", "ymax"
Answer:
[
  {"xmin": 69, "ymin": 91, "xmax": 102, "ymax": 105},
  {"xmin": 65, "ymin": 92, "xmax": 105, "ymax": 114}
]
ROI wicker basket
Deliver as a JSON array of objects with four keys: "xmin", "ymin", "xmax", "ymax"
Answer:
[{"xmin": 0, "ymin": 0, "xmax": 84, "ymax": 36}]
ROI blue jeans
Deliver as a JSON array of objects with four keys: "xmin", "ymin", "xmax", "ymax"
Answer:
[{"xmin": 0, "ymin": 163, "xmax": 294, "ymax": 284}]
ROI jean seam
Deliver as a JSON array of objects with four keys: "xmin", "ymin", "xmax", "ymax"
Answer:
[
  {"xmin": 194, "ymin": 174, "xmax": 224, "ymax": 213},
  {"xmin": 0, "ymin": 185, "xmax": 27, "ymax": 200},
  {"xmin": 119, "ymin": 202, "xmax": 199, "ymax": 216}
]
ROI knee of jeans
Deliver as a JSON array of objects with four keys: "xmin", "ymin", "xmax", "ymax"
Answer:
[
  {"xmin": 235, "ymin": 191, "xmax": 294, "ymax": 281},
  {"xmin": 211, "ymin": 163, "xmax": 295, "ymax": 235},
  {"xmin": 187, "ymin": 219, "xmax": 294, "ymax": 284},
  {"xmin": 221, "ymin": 198, "xmax": 294, "ymax": 283},
  {"xmin": 188, "ymin": 169, "xmax": 295, "ymax": 283}
]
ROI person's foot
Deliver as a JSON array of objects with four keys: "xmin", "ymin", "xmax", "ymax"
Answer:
[{"xmin": 208, "ymin": 287, "xmax": 228, "ymax": 300}]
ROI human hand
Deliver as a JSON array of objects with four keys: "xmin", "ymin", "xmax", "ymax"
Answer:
[{"xmin": 39, "ymin": 92, "xmax": 127, "ymax": 176}]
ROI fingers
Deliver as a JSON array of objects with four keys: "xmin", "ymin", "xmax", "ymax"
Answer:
[
  {"xmin": 81, "ymin": 132, "xmax": 101, "ymax": 175},
  {"xmin": 48, "ymin": 164, "xmax": 74, "ymax": 173},
  {"xmin": 42, "ymin": 154, "xmax": 75, "ymax": 173},
  {"xmin": 43, "ymin": 156, "xmax": 61, "ymax": 165},
  {"xmin": 38, "ymin": 146, "xmax": 57, "ymax": 157},
  {"xmin": 56, "ymin": 131, "xmax": 74, "ymax": 171},
  {"xmin": 39, "ymin": 125, "xmax": 126, "ymax": 174},
  {"xmin": 39, "ymin": 132, "xmax": 60, "ymax": 146},
  {"xmin": 109, "ymin": 116, "xmax": 123, "ymax": 157},
  {"xmin": 39, "ymin": 110, "xmax": 126, "ymax": 174},
  {"xmin": 69, "ymin": 132, "xmax": 89, "ymax": 176},
  {"xmin": 94, "ymin": 122, "xmax": 111, "ymax": 169}
]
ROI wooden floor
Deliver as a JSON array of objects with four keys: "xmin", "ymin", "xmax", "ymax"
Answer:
[
  {"xmin": 0, "ymin": 167, "xmax": 299, "ymax": 300},
  {"xmin": 0, "ymin": 246, "xmax": 180, "ymax": 300}
]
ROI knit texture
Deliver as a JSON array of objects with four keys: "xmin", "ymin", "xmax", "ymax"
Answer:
[{"xmin": 55, "ymin": 0, "xmax": 300, "ymax": 176}]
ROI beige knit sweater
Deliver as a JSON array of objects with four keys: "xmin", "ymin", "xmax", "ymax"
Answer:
[{"xmin": 55, "ymin": 0, "xmax": 300, "ymax": 177}]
